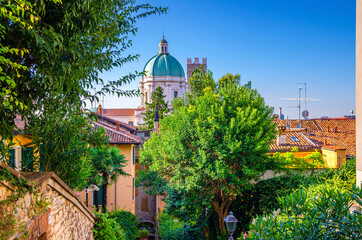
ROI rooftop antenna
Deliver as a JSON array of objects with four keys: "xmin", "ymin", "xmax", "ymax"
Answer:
[
  {"xmin": 162, "ymin": 30, "xmax": 164, "ymax": 39},
  {"xmin": 283, "ymin": 83, "xmax": 320, "ymax": 126}
]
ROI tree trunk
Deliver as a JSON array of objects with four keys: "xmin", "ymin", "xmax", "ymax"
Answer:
[
  {"xmin": 94, "ymin": 190, "xmax": 99, "ymax": 212},
  {"xmin": 211, "ymin": 197, "xmax": 235, "ymax": 238},
  {"xmin": 102, "ymin": 171, "xmax": 109, "ymax": 213}
]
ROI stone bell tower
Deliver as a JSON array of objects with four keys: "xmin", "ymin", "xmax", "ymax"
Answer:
[{"xmin": 186, "ymin": 57, "xmax": 207, "ymax": 81}]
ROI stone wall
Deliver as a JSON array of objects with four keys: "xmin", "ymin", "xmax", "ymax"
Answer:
[{"xmin": 0, "ymin": 162, "xmax": 95, "ymax": 240}]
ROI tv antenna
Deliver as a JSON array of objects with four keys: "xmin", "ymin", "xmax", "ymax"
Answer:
[{"xmin": 283, "ymin": 83, "xmax": 320, "ymax": 126}]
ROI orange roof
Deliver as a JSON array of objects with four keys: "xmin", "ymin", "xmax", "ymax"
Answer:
[
  {"xmin": 93, "ymin": 121, "xmax": 141, "ymax": 144},
  {"xmin": 273, "ymin": 118, "xmax": 355, "ymax": 156},
  {"xmin": 100, "ymin": 108, "xmax": 141, "ymax": 116},
  {"xmin": 270, "ymin": 131, "xmax": 318, "ymax": 152}
]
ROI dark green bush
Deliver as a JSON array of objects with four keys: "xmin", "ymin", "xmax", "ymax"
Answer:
[
  {"xmin": 93, "ymin": 212, "xmax": 126, "ymax": 240},
  {"xmin": 158, "ymin": 212, "xmax": 204, "ymax": 240},
  {"xmin": 109, "ymin": 209, "xmax": 139, "ymax": 240}
]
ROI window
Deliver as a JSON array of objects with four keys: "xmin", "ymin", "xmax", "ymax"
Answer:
[
  {"xmin": 22, "ymin": 147, "xmax": 34, "ymax": 171},
  {"xmin": 93, "ymin": 185, "xmax": 103, "ymax": 206},
  {"xmin": 128, "ymin": 121, "xmax": 134, "ymax": 126},
  {"xmin": 145, "ymin": 92, "xmax": 148, "ymax": 103},
  {"xmin": 290, "ymin": 137, "xmax": 300, "ymax": 142},
  {"xmin": 9, "ymin": 149, "xmax": 15, "ymax": 169},
  {"xmin": 132, "ymin": 146, "xmax": 135, "ymax": 165},
  {"xmin": 174, "ymin": 91, "xmax": 178, "ymax": 98}
]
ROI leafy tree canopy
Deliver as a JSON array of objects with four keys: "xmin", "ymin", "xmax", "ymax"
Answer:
[
  {"xmin": 188, "ymin": 66, "xmax": 216, "ymax": 97},
  {"xmin": 138, "ymin": 73, "xmax": 277, "ymax": 236},
  {"xmin": 24, "ymin": 106, "xmax": 108, "ymax": 190},
  {"xmin": 142, "ymin": 86, "xmax": 169, "ymax": 129},
  {"xmin": 0, "ymin": 0, "xmax": 166, "ymax": 156}
]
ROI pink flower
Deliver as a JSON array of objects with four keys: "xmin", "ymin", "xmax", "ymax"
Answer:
[
  {"xmin": 77, "ymin": 193, "xmax": 81, "ymax": 196},
  {"xmin": 243, "ymin": 232, "xmax": 247, "ymax": 239}
]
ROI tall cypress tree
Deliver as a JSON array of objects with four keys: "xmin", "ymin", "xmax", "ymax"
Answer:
[{"xmin": 142, "ymin": 86, "xmax": 169, "ymax": 129}]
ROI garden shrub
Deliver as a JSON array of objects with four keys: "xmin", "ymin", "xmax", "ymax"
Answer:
[
  {"xmin": 231, "ymin": 159, "xmax": 356, "ymax": 237},
  {"xmin": 158, "ymin": 212, "xmax": 204, "ymax": 240},
  {"xmin": 93, "ymin": 212, "xmax": 126, "ymax": 240},
  {"xmin": 109, "ymin": 209, "xmax": 139, "ymax": 240},
  {"xmin": 245, "ymin": 185, "xmax": 362, "ymax": 239}
]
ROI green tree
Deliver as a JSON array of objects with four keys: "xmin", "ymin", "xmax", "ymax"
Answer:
[
  {"xmin": 217, "ymin": 73, "xmax": 241, "ymax": 87},
  {"xmin": 90, "ymin": 146, "xmax": 129, "ymax": 212},
  {"xmin": 189, "ymin": 66, "xmax": 216, "ymax": 97},
  {"xmin": 142, "ymin": 86, "xmax": 169, "ymax": 129},
  {"xmin": 0, "ymin": 0, "xmax": 166, "ymax": 157},
  {"xmin": 24, "ymin": 107, "xmax": 108, "ymax": 190},
  {"xmin": 138, "ymin": 75, "xmax": 277, "ymax": 236}
]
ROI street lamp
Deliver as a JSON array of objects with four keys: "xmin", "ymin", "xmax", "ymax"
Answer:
[
  {"xmin": 86, "ymin": 184, "xmax": 99, "ymax": 207},
  {"xmin": 224, "ymin": 211, "xmax": 238, "ymax": 240}
]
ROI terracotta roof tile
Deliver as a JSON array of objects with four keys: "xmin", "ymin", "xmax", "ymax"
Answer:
[
  {"xmin": 98, "ymin": 108, "xmax": 142, "ymax": 116},
  {"xmin": 93, "ymin": 113, "xmax": 137, "ymax": 132},
  {"xmin": 93, "ymin": 121, "xmax": 141, "ymax": 144},
  {"xmin": 273, "ymin": 119, "xmax": 355, "ymax": 156},
  {"xmin": 270, "ymin": 131, "xmax": 318, "ymax": 152}
]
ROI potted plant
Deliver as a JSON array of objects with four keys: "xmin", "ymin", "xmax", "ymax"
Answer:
[{"xmin": 136, "ymin": 228, "xmax": 149, "ymax": 240}]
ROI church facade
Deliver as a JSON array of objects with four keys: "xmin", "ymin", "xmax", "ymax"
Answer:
[{"xmin": 99, "ymin": 37, "xmax": 207, "ymax": 126}]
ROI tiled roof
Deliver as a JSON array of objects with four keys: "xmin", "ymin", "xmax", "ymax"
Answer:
[
  {"xmin": 270, "ymin": 131, "xmax": 318, "ymax": 152},
  {"xmin": 93, "ymin": 121, "xmax": 141, "ymax": 144},
  {"xmin": 100, "ymin": 108, "xmax": 137, "ymax": 116},
  {"xmin": 93, "ymin": 113, "xmax": 137, "ymax": 132},
  {"xmin": 272, "ymin": 119, "xmax": 355, "ymax": 156}
]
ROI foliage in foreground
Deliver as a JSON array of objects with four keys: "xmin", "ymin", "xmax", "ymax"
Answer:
[
  {"xmin": 246, "ymin": 186, "xmax": 362, "ymax": 239},
  {"xmin": 108, "ymin": 210, "xmax": 140, "ymax": 240},
  {"xmin": 93, "ymin": 212, "xmax": 127, "ymax": 240},
  {"xmin": 1, "ymin": 0, "xmax": 166, "ymax": 158},
  {"xmin": 223, "ymin": 159, "xmax": 355, "ymax": 239},
  {"xmin": 158, "ymin": 212, "xmax": 204, "ymax": 240},
  {"xmin": 24, "ymin": 109, "xmax": 108, "ymax": 190},
  {"xmin": 244, "ymin": 160, "xmax": 357, "ymax": 239}
]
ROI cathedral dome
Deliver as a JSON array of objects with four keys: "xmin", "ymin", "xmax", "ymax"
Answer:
[{"xmin": 143, "ymin": 53, "xmax": 185, "ymax": 78}]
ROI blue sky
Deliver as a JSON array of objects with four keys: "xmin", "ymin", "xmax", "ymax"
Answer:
[{"xmin": 95, "ymin": 0, "xmax": 355, "ymax": 119}]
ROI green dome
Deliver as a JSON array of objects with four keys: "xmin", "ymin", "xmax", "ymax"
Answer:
[{"xmin": 143, "ymin": 53, "xmax": 185, "ymax": 78}]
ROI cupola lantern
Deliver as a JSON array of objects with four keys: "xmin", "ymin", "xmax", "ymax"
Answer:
[{"xmin": 159, "ymin": 36, "xmax": 168, "ymax": 54}]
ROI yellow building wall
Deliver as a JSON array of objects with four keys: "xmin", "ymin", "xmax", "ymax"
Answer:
[
  {"xmin": 6, "ymin": 134, "xmax": 36, "ymax": 171},
  {"xmin": 321, "ymin": 148, "xmax": 346, "ymax": 169},
  {"xmin": 269, "ymin": 148, "xmax": 346, "ymax": 169}
]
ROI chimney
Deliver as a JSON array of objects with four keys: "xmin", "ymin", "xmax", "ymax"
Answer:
[
  {"xmin": 277, "ymin": 126, "xmax": 287, "ymax": 146},
  {"xmin": 324, "ymin": 138, "xmax": 327, "ymax": 146},
  {"xmin": 279, "ymin": 107, "xmax": 282, "ymax": 120},
  {"xmin": 98, "ymin": 104, "xmax": 102, "ymax": 115},
  {"xmin": 327, "ymin": 126, "xmax": 329, "ymax": 132},
  {"xmin": 116, "ymin": 121, "xmax": 120, "ymax": 131},
  {"xmin": 334, "ymin": 126, "xmax": 338, "ymax": 133}
]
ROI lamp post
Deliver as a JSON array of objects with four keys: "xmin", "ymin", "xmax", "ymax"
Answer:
[
  {"xmin": 86, "ymin": 184, "xmax": 100, "ymax": 207},
  {"xmin": 224, "ymin": 211, "xmax": 238, "ymax": 240}
]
